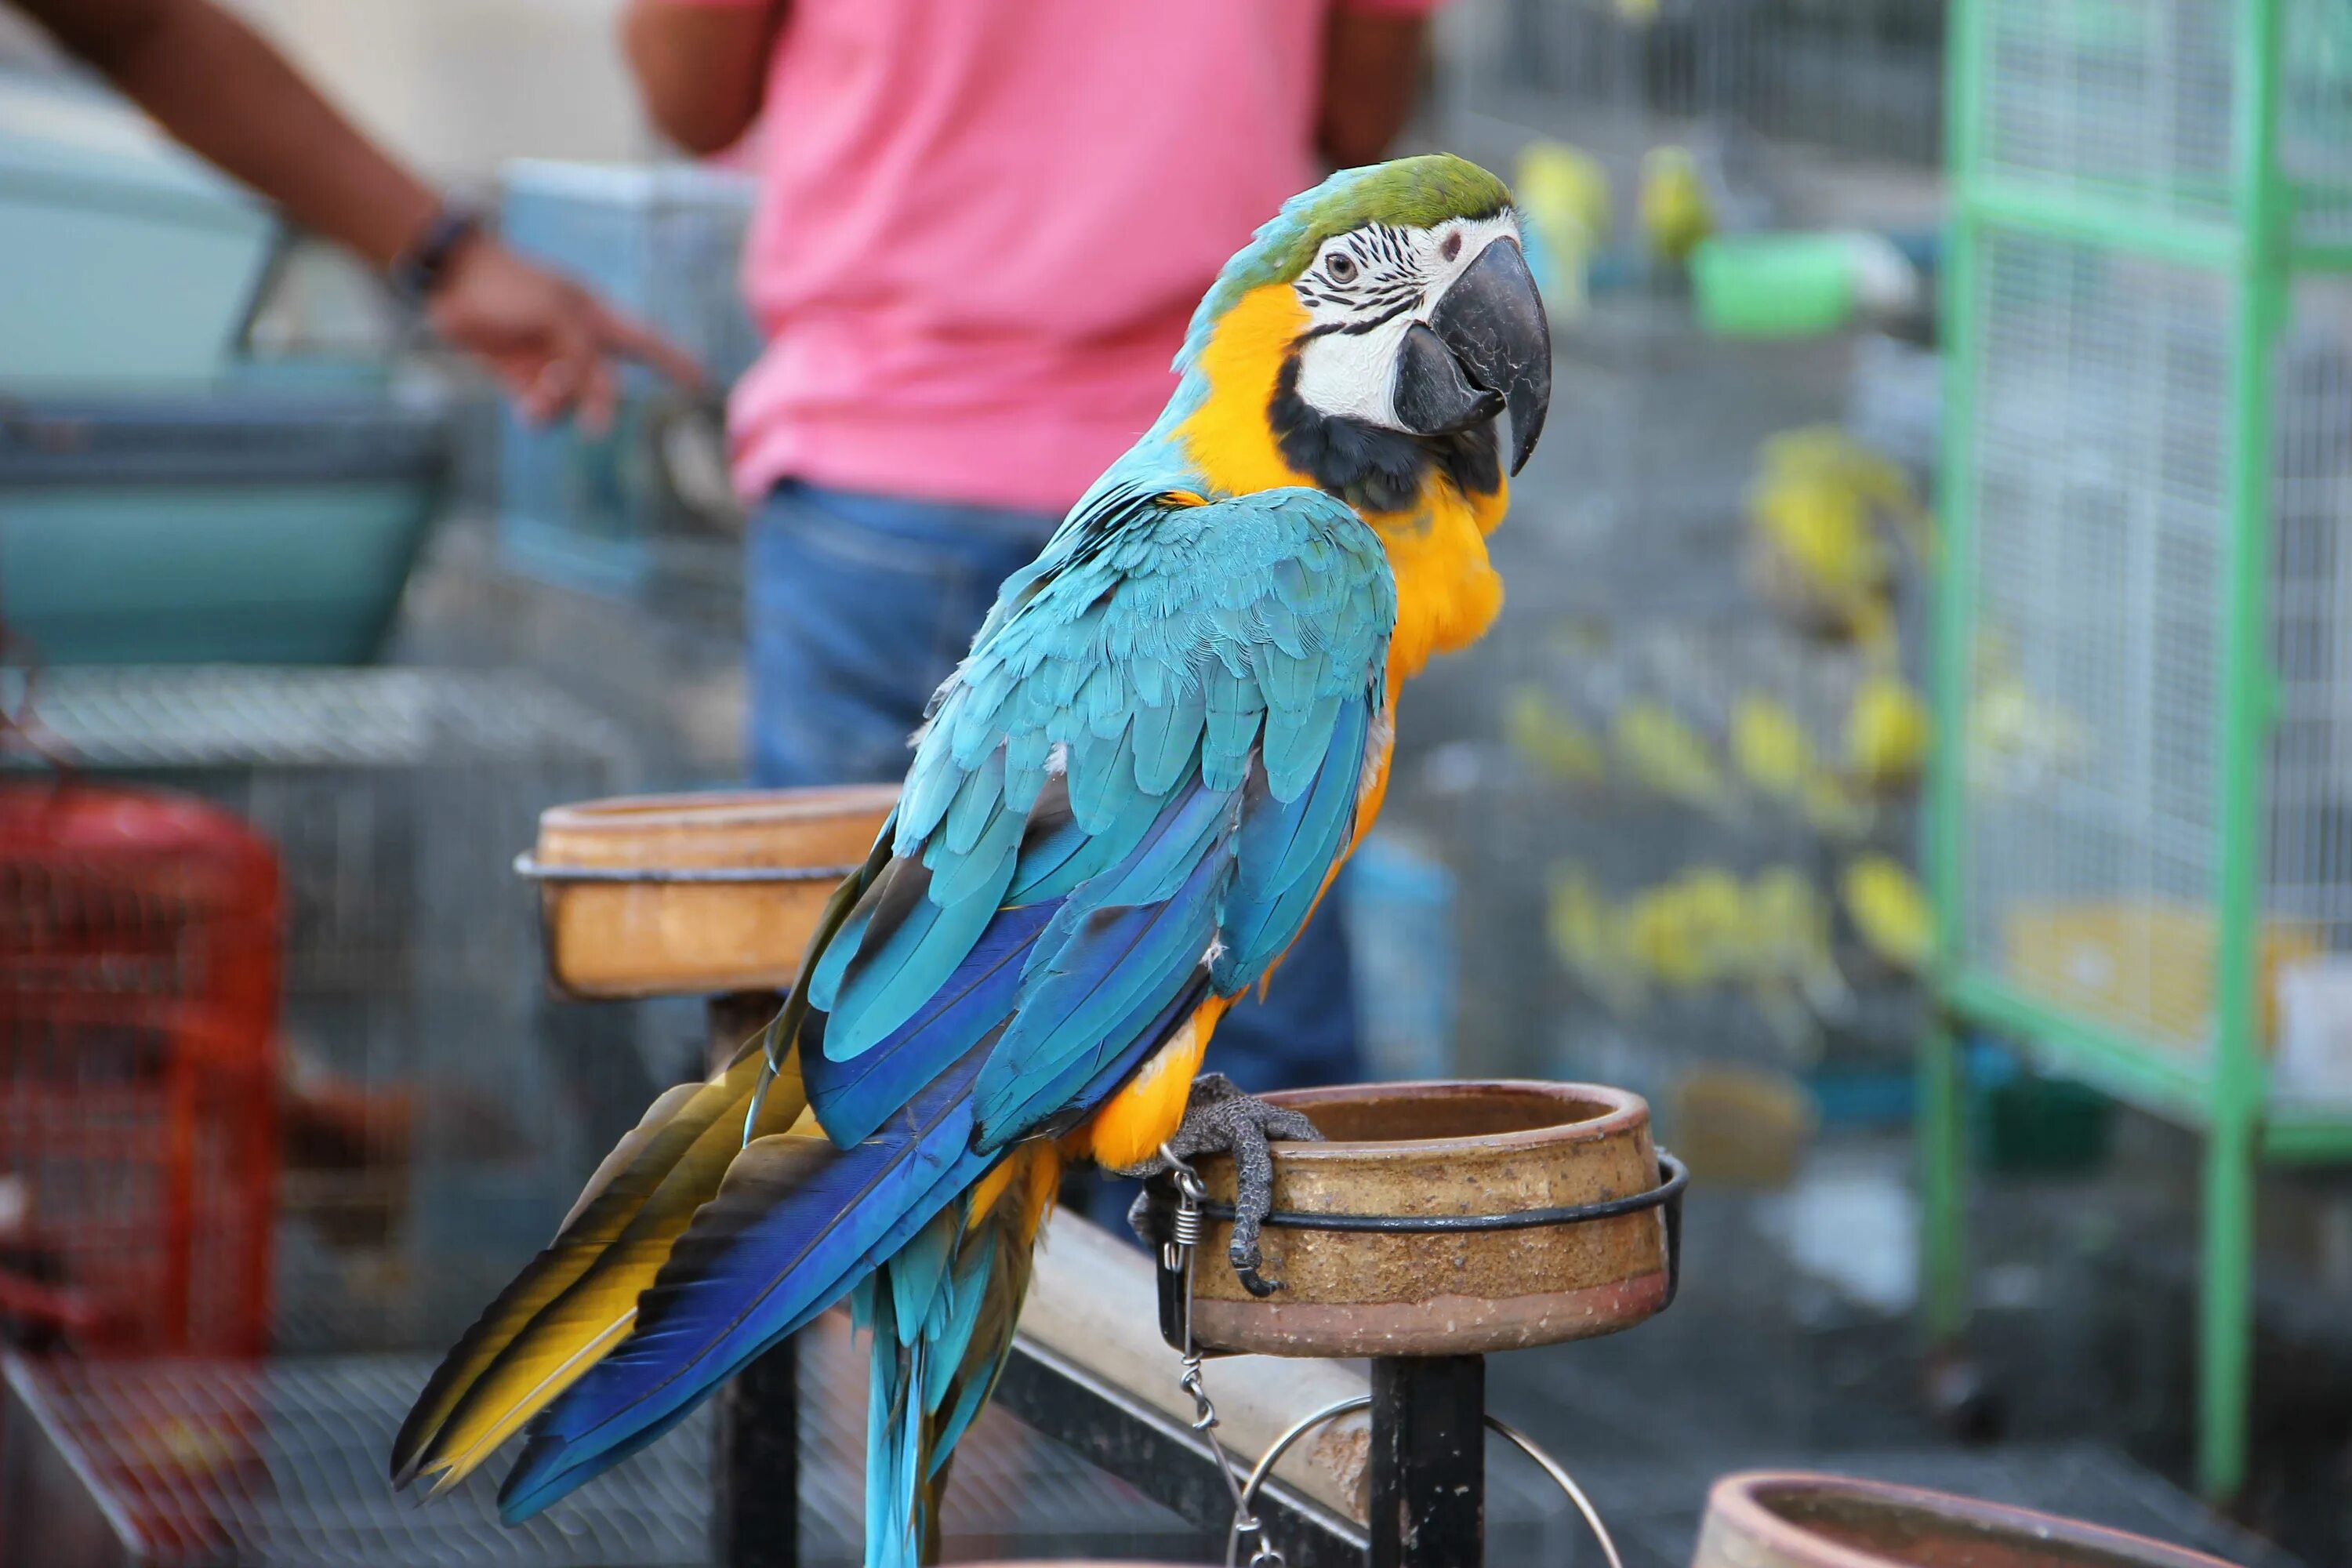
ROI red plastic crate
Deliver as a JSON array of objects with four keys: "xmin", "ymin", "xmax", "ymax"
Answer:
[{"xmin": 0, "ymin": 786, "xmax": 281, "ymax": 1356}]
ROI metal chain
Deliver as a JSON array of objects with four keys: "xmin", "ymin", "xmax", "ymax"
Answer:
[{"xmin": 1159, "ymin": 1145, "xmax": 1285, "ymax": 1568}]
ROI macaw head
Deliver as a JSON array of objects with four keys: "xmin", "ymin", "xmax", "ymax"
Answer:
[{"xmin": 1182, "ymin": 154, "xmax": 1553, "ymax": 485}]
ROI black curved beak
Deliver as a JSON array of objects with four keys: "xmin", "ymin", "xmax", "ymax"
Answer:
[{"xmin": 1404, "ymin": 234, "xmax": 1552, "ymax": 475}]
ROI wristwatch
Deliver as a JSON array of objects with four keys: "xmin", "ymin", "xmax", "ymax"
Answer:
[{"xmin": 390, "ymin": 205, "xmax": 485, "ymax": 304}]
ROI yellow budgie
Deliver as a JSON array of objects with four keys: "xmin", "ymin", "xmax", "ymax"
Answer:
[
  {"xmin": 1747, "ymin": 426, "xmax": 1931, "ymax": 655},
  {"xmin": 1846, "ymin": 672, "xmax": 1930, "ymax": 792},
  {"xmin": 1730, "ymin": 691, "xmax": 1874, "ymax": 837},
  {"xmin": 1801, "ymin": 770, "xmax": 1877, "ymax": 842},
  {"xmin": 1639, "ymin": 146, "xmax": 1715, "ymax": 267},
  {"xmin": 1626, "ymin": 868, "xmax": 1750, "ymax": 989},
  {"xmin": 1516, "ymin": 141, "xmax": 1613, "ymax": 321},
  {"xmin": 1548, "ymin": 865, "xmax": 1646, "ymax": 1016},
  {"xmin": 1747, "ymin": 865, "xmax": 1852, "ymax": 1018},
  {"xmin": 1730, "ymin": 693, "xmax": 1817, "ymax": 811},
  {"xmin": 1613, "ymin": 698, "xmax": 1734, "ymax": 818},
  {"xmin": 1504, "ymin": 683, "xmax": 1608, "ymax": 786},
  {"xmin": 1842, "ymin": 855, "xmax": 1936, "ymax": 975},
  {"xmin": 1748, "ymin": 466, "xmax": 1893, "ymax": 650},
  {"xmin": 1758, "ymin": 426, "xmax": 1933, "ymax": 561}
]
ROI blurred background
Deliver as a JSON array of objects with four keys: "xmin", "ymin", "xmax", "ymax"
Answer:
[{"xmin": 0, "ymin": 0, "xmax": 2347, "ymax": 1564}]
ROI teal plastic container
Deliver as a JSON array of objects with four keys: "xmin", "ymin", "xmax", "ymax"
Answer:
[
  {"xmin": 0, "ymin": 71, "xmax": 278, "ymax": 392},
  {"xmin": 0, "ymin": 398, "xmax": 448, "ymax": 664}
]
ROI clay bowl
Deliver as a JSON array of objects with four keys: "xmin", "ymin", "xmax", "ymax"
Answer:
[
  {"xmin": 1174, "ymin": 1080, "xmax": 1675, "ymax": 1357},
  {"xmin": 523, "ymin": 786, "xmax": 896, "ymax": 999},
  {"xmin": 1693, "ymin": 1472, "xmax": 2241, "ymax": 1568}
]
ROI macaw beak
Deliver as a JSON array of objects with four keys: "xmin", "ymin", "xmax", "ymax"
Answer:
[{"xmin": 1393, "ymin": 234, "xmax": 1553, "ymax": 475}]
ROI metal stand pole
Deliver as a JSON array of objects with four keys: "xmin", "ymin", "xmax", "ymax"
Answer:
[
  {"xmin": 1370, "ymin": 1356, "xmax": 1485, "ymax": 1568},
  {"xmin": 706, "ymin": 992, "xmax": 798, "ymax": 1568},
  {"xmin": 715, "ymin": 1338, "xmax": 800, "ymax": 1568}
]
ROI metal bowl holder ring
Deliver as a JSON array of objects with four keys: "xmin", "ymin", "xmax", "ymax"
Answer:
[{"xmin": 1150, "ymin": 1145, "xmax": 1688, "ymax": 1567}]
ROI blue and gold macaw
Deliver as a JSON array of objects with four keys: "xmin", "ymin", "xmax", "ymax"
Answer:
[{"xmin": 390, "ymin": 154, "xmax": 1550, "ymax": 1567}]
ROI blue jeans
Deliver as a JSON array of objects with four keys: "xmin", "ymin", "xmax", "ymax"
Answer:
[{"xmin": 746, "ymin": 481, "xmax": 1362, "ymax": 1098}]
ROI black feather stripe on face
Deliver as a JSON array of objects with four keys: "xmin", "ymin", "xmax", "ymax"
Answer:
[
  {"xmin": 1296, "ymin": 295, "xmax": 1420, "ymax": 343},
  {"xmin": 1269, "ymin": 353, "xmax": 1501, "ymax": 515},
  {"xmin": 1311, "ymin": 224, "xmax": 1422, "ymax": 313}
]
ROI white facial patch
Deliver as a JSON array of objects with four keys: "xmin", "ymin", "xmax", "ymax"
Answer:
[
  {"xmin": 1291, "ymin": 312, "xmax": 1414, "ymax": 426},
  {"xmin": 1290, "ymin": 213, "xmax": 1525, "ymax": 434}
]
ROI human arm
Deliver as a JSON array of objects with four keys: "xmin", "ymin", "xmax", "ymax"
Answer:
[
  {"xmin": 621, "ymin": 0, "xmax": 785, "ymax": 158},
  {"xmin": 1317, "ymin": 5, "xmax": 1432, "ymax": 169},
  {"xmin": 15, "ymin": 0, "xmax": 702, "ymax": 423}
]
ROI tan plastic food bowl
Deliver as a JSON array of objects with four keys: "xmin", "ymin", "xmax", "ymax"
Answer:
[
  {"xmin": 1693, "ymin": 1472, "xmax": 2241, "ymax": 1568},
  {"xmin": 524, "ymin": 786, "xmax": 897, "ymax": 999},
  {"xmin": 1177, "ymin": 1080, "xmax": 1676, "ymax": 1357}
]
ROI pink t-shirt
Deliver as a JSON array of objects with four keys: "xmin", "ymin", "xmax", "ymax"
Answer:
[{"xmin": 689, "ymin": 0, "xmax": 1432, "ymax": 514}]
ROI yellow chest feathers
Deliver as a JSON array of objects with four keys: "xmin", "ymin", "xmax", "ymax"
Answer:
[{"xmin": 1173, "ymin": 283, "xmax": 1507, "ymax": 685}]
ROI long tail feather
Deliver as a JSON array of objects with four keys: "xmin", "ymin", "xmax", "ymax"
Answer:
[
  {"xmin": 416, "ymin": 1064, "xmax": 819, "ymax": 1494},
  {"xmin": 392, "ymin": 1042, "xmax": 800, "ymax": 1486},
  {"xmin": 396, "ymin": 818, "xmax": 899, "ymax": 1492},
  {"xmin": 862, "ymin": 1143, "xmax": 1059, "ymax": 1568},
  {"xmin": 497, "ymin": 1044, "xmax": 999, "ymax": 1522}
]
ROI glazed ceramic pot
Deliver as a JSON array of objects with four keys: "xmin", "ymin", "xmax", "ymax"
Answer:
[
  {"xmin": 526, "ymin": 786, "xmax": 895, "ymax": 998},
  {"xmin": 1177, "ymin": 1080, "xmax": 1676, "ymax": 1356},
  {"xmin": 1692, "ymin": 1472, "xmax": 2242, "ymax": 1568}
]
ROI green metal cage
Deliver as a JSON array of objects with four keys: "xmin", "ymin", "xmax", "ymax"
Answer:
[{"xmin": 1927, "ymin": 0, "xmax": 2352, "ymax": 1501}]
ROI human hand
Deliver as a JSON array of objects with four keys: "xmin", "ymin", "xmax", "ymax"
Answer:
[{"xmin": 426, "ymin": 235, "xmax": 706, "ymax": 430}]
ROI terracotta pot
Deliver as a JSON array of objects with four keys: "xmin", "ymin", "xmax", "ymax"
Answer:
[
  {"xmin": 1693, "ymin": 1472, "xmax": 2242, "ymax": 1568},
  {"xmin": 527, "ymin": 786, "xmax": 895, "ymax": 999},
  {"xmin": 1181, "ymin": 1080, "xmax": 1675, "ymax": 1356}
]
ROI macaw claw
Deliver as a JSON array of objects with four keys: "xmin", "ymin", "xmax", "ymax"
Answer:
[{"xmin": 1122, "ymin": 1073, "xmax": 1322, "ymax": 1297}]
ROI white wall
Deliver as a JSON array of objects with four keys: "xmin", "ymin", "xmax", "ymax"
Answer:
[{"xmin": 225, "ymin": 0, "xmax": 658, "ymax": 183}]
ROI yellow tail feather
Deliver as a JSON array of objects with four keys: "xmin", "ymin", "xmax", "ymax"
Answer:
[
  {"xmin": 399, "ymin": 813, "xmax": 897, "ymax": 1494},
  {"xmin": 394, "ymin": 1040, "xmax": 813, "ymax": 1489}
]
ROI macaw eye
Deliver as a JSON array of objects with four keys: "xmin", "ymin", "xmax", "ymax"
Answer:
[
  {"xmin": 1441, "ymin": 231, "xmax": 1462, "ymax": 263},
  {"xmin": 1327, "ymin": 253, "xmax": 1359, "ymax": 284}
]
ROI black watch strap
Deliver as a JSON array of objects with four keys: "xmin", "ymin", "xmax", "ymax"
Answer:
[{"xmin": 390, "ymin": 205, "xmax": 484, "ymax": 304}]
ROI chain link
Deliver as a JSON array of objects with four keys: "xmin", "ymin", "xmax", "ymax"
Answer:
[{"xmin": 1159, "ymin": 1145, "xmax": 1284, "ymax": 1568}]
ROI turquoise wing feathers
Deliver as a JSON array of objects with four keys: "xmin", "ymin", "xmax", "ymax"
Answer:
[
  {"xmin": 825, "ymin": 481, "xmax": 1393, "ymax": 1142},
  {"xmin": 804, "ymin": 479, "xmax": 1392, "ymax": 1134},
  {"xmin": 492, "ymin": 480, "xmax": 1394, "ymax": 1524}
]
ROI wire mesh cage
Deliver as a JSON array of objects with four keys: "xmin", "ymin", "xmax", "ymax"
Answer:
[
  {"xmin": 2, "ymin": 1352, "xmax": 715, "ymax": 1568},
  {"xmin": 1956, "ymin": 232, "xmax": 2234, "ymax": 1061},
  {"xmin": 1953, "ymin": 238, "xmax": 2352, "ymax": 1092},
  {"xmin": 0, "ymin": 1320, "xmax": 1229, "ymax": 1568},
  {"xmin": 3, "ymin": 669, "xmax": 649, "ymax": 1353},
  {"xmin": 1980, "ymin": 0, "xmax": 2235, "ymax": 221},
  {"xmin": 2283, "ymin": 0, "xmax": 2352, "ymax": 246},
  {"xmin": 0, "ymin": 786, "xmax": 280, "ymax": 1358},
  {"xmin": 1377, "ymin": 266, "xmax": 1933, "ymax": 1174},
  {"xmin": 1446, "ymin": 0, "xmax": 1947, "ymax": 170},
  {"xmin": 1933, "ymin": 0, "xmax": 2352, "ymax": 1500},
  {"xmin": 1968, "ymin": 0, "xmax": 2352, "ymax": 240}
]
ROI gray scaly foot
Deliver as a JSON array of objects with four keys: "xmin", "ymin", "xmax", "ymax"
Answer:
[{"xmin": 1119, "ymin": 1073, "xmax": 1322, "ymax": 1298}]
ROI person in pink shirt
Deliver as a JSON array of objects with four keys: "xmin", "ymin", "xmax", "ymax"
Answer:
[{"xmin": 621, "ymin": 0, "xmax": 1439, "ymax": 1102}]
